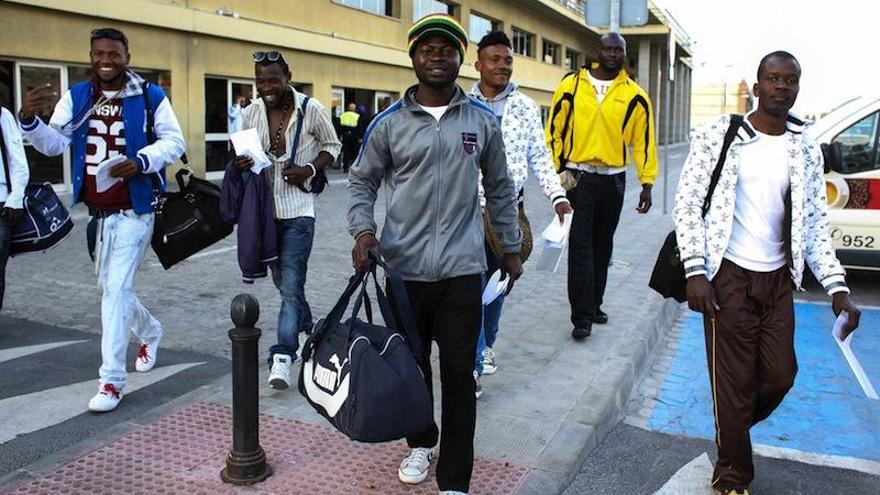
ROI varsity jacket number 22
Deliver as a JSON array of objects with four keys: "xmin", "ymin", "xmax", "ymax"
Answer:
[{"xmin": 673, "ymin": 114, "xmax": 849, "ymax": 295}]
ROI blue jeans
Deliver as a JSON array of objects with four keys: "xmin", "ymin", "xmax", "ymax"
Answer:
[
  {"xmin": 269, "ymin": 217, "xmax": 315, "ymax": 360},
  {"xmin": 0, "ymin": 220, "xmax": 10, "ymax": 311},
  {"xmin": 475, "ymin": 293, "xmax": 504, "ymax": 375},
  {"xmin": 475, "ymin": 242, "xmax": 504, "ymax": 375}
]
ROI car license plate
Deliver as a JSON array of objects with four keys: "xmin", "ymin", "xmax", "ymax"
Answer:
[{"xmin": 830, "ymin": 226, "xmax": 879, "ymax": 250}]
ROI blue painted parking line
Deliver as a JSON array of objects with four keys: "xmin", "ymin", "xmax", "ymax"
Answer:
[{"xmin": 646, "ymin": 302, "xmax": 880, "ymax": 463}]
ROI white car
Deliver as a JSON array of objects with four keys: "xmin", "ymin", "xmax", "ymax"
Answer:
[{"xmin": 809, "ymin": 96, "xmax": 880, "ymax": 271}]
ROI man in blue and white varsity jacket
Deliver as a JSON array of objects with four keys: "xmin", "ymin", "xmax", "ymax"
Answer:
[
  {"xmin": 19, "ymin": 28, "xmax": 185, "ymax": 413},
  {"xmin": 673, "ymin": 51, "xmax": 860, "ymax": 495}
]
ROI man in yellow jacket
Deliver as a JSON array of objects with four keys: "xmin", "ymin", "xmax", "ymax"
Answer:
[{"xmin": 546, "ymin": 32, "xmax": 658, "ymax": 340}]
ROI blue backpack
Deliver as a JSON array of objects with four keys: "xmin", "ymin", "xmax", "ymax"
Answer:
[{"xmin": 0, "ymin": 112, "xmax": 74, "ymax": 256}]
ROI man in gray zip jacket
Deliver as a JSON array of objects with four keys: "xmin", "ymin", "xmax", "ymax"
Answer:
[{"xmin": 348, "ymin": 14, "xmax": 521, "ymax": 495}]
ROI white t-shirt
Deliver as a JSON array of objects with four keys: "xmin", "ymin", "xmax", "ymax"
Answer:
[
  {"xmin": 724, "ymin": 131, "xmax": 791, "ymax": 272},
  {"xmin": 589, "ymin": 73, "xmax": 613, "ymax": 104},
  {"xmin": 420, "ymin": 105, "xmax": 448, "ymax": 122}
]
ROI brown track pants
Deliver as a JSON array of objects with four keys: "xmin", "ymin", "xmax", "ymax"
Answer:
[{"xmin": 704, "ymin": 259, "xmax": 797, "ymax": 491}]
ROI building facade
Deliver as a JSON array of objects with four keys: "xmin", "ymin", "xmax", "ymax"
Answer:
[
  {"xmin": 0, "ymin": 0, "xmax": 692, "ymax": 187},
  {"xmin": 691, "ymin": 80, "xmax": 754, "ymax": 130}
]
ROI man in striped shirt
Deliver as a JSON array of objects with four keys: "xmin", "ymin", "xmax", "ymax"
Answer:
[{"xmin": 233, "ymin": 51, "xmax": 341, "ymax": 390}]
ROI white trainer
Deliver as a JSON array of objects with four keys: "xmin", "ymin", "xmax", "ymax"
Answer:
[
  {"xmin": 135, "ymin": 336, "xmax": 161, "ymax": 372},
  {"xmin": 398, "ymin": 447, "xmax": 433, "ymax": 484},
  {"xmin": 439, "ymin": 491, "xmax": 468, "ymax": 494},
  {"xmin": 474, "ymin": 370, "xmax": 483, "ymax": 400},
  {"xmin": 88, "ymin": 383, "xmax": 123, "ymax": 412},
  {"xmin": 268, "ymin": 354, "xmax": 293, "ymax": 390},
  {"xmin": 481, "ymin": 347, "xmax": 497, "ymax": 375}
]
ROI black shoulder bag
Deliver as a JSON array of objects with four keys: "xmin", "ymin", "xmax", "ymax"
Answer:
[
  {"xmin": 649, "ymin": 114, "xmax": 743, "ymax": 303},
  {"xmin": 141, "ymin": 83, "xmax": 233, "ymax": 269},
  {"xmin": 287, "ymin": 96, "xmax": 328, "ymax": 195}
]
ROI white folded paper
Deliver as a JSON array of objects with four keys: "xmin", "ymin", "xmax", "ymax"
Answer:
[
  {"xmin": 95, "ymin": 155, "xmax": 127, "ymax": 193},
  {"xmin": 230, "ymin": 128, "xmax": 273, "ymax": 174},
  {"xmin": 542, "ymin": 212, "xmax": 573, "ymax": 244},
  {"xmin": 833, "ymin": 311, "xmax": 878, "ymax": 400},
  {"xmin": 536, "ymin": 213, "xmax": 573, "ymax": 273},
  {"xmin": 482, "ymin": 270, "xmax": 510, "ymax": 306}
]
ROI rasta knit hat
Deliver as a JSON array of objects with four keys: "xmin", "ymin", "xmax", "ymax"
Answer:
[{"xmin": 408, "ymin": 14, "xmax": 468, "ymax": 61}]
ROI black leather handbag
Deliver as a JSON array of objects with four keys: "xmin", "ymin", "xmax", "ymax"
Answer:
[
  {"xmin": 151, "ymin": 168, "xmax": 233, "ymax": 269},
  {"xmin": 138, "ymin": 82, "xmax": 232, "ymax": 269},
  {"xmin": 649, "ymin": 115, "xmax": 742, "ymax": 302}
]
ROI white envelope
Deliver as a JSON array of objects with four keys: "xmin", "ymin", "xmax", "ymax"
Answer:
[
  {"xmin": 230, "ymin": 128, "xmax": 273, "ymax": 174},
  {"xmin": 95, "ymin": 155, "xmax": 127, "ymax": 193},
  {"xmin": 482, "ymin": 270, "xmax": 510, "ymax": 306},
  {"xmin": 833, "ymin": 311, "xmax": 878, "ymax": 400}
]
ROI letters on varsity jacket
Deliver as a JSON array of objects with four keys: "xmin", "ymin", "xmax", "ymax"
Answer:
[{"xmin": 672, "ymin": 113, "xmax": 849, "ymax": 296}]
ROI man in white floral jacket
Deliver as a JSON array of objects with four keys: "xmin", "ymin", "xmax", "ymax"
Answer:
[
  {"xmin": 673, "ymin": 51, "xmax": 861, "ymax": 495},
  {"xmin": 470, "ymin": 31, "xmax": 572, "ymax": 384}
]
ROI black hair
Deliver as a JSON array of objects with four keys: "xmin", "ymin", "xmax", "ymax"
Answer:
[
  {"xmin": 256, "ymin": 58, "xmax": 290, "ymax": 76},
  {"xmin": 477, "ymin": 31, "xmax": 511, "ymax": 54},
  {"xmin": 757, "ymin": 51, "xmax": 799, "ymax": 79}
]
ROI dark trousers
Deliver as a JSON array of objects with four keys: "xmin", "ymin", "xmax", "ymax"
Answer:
[
  {"xmin": 341, "ymin": 130, "xmax": 359, "ymax": 171},
  {"xmin": 705, "ymin": 259, "xmax": 797, "ymax": 491},
  {"xmin": 566, "ymin": 171, "xmax": 625, "ymax": 327},
  {"xmin": 395, "ymin": 274, "xmax": 482, "ymax": 492},
  {"xmin": 0, "ymin": 220, "xmax": 9, "ymax": 311}
]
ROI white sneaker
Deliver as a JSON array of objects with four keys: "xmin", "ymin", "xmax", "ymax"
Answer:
[
  {"xmin": 135, "ymin": 336, "xmax": 161, "ymax": 372},
  {"xmin": 439, "ymin": 491, "xmax": 468, "ymax": 494},
  {"xmin": 474, "ymin": 370, "xmax": 483, "ymax": 400},
  {"xmin": 268, "ymin": 354, "xmax": 293, "ymax": 390},
  {"xmin": 398, "ymin": 447, "xmax": 433, "ymax": 484},
  {"xmin": 88, "ymin": 383, "xmax": 123, "ymax": 412},
  {"xmin": 481, "ymin": 347, "xmax": 497, "ymax": 375}
]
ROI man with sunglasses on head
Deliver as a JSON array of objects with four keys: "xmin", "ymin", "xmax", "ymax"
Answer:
[
  {"xmin": 232, "ymin": 50, "xmax": 340, "ymax": 390},
  {"xmin": 18, "ymin": 28, "xmax": 185, "ymax": 413},
  {"xmin": 349, "ymin": 14, "xmax": 521, "ymax": 495}
]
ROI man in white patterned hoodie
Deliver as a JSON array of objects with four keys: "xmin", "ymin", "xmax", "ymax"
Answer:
[
  {"xmin": 673, "ymin": 51, "xmax": 861, "ymax": 495},
  {"xmin": 469, "ymin": 31, "xmax": 572, "ymax": 385}
]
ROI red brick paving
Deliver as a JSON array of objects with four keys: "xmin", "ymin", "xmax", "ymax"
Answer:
[{"xmin": 2, "ymin": 402, "xmax": 530, "ymax": 494}]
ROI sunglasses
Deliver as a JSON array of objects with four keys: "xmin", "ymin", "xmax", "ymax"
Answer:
[
  {"xmin": 90, "ymin": 28, "xmax": 128, "ymax": 47},
  {"xmin": 253, "ymin": 51, "xmax": 287, "ymax": 64}
]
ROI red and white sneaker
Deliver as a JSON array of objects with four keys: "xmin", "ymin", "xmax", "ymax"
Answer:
[
  {"xmin": 135, "ymin": 337, "xmax": 161, "ymax": 372},
  {"xmin": 88, "ymin": 383, "xmax": 123, "ymax": 412}
]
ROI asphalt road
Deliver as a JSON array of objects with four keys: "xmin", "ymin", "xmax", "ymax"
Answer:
[
  {"xmin": 563, "ymin": 424, "xmax": 880, "ymax": 495},
  {"xmin": 567, "ymin": 279, "xmax": 880, "ymax": 495},
  {"xmin": 0, "ymin": 317, "xmax": 228, "ymax": 479}
]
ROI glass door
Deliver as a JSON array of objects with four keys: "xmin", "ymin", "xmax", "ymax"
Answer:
[
  {"xmin": 15, "ymin": 62, "xmax": 69, "ymax": 190},
  {"xmin": 204, "ymin": 77, "xmax": 255, "ymax": 179},
  {"xmin": 374, "ymin": 91, "xmax": 396, "ymax": 114}
]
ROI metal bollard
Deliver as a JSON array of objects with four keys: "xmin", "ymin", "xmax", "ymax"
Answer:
[{"xmin": 221, "ymin": 294, "xmax": 272, "ymax": 484}]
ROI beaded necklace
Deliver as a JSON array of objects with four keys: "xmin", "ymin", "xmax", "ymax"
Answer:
[{"xmin": 267, "ymin": 91, "xmax": 292, "ymax": 157}]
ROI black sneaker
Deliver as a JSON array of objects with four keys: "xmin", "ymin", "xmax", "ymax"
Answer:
[
  {"xmin": 571, "ymin": 324, "xmax": 592, "ymax": 340},
  {"xmin": 590, "ymin": 308, "xmax": 608, "ymax": 325}
]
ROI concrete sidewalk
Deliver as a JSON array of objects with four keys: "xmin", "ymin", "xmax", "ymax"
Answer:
[{"xmin": 0, "ymin": 145, "xmax": 687, "ymax": 494}]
